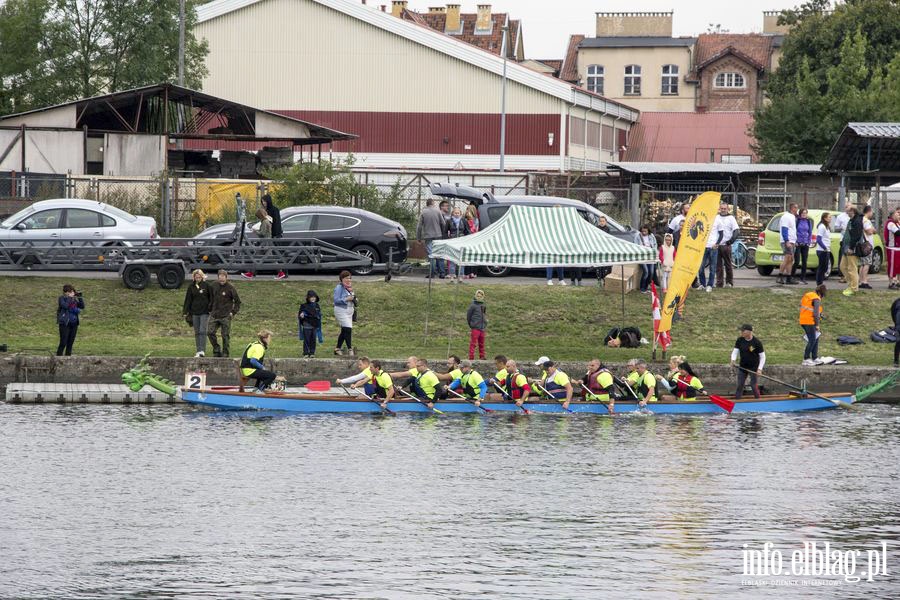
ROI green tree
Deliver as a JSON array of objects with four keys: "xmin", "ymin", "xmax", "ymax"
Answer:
[
  {"xmin": 0, "ymin": 0, "xmax": 55, "ymax": 114},
  {"xmin": 753, "ymin": 0, "xmax": 900, "ymax": 163}
]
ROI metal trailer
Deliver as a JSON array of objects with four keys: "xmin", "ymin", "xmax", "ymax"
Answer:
[{"xmin": 0, "ymin": 238, "xmax": 392, "ymax": 289}]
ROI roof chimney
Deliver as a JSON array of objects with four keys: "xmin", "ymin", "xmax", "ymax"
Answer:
[
  {"xmin": 763, "ymin": 10, "xmax": 791, "ymax": 34},
  {"xmin": 476, "ymin": 4, "xmax": 492, "ymax": 32},
  {"xmin": 596, "ymin": 11, "xmax": 673, "ymax": 37},
  {"xmin": 428, "ymin": 6, "xmax": 445, "ymax": 13},
  {"xmin": 446, "ymin": 4, "xmax": 461, "ymax": 32},
  {"xmin": 391, "ymin": 1, "xmax": 407, "ymax": 17}
]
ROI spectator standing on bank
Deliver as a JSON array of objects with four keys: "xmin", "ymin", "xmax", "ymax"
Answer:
[
  {"xmin": 659, "ymin": 233, "xmax": 676, "ymax": 292},
  {"xmin": 891, "ymin": 296, "xmax": 900, "ymax": 367},
  {"xmin": 815, "ymin": 212, "xmax": 832, "ymax": 286},
  {"xmin": 698, "ymin": 214, "xmax": 721, "ymax": 292},
  {"xmin": 840, "ymin": 207, "xmax": 863, "ymax": 296},
  {"xmin": 241, "ymin": 207, "xmax": 272, "ymax": 280},
  {"xmin": 56, "ymin": 284, "xmax": 84, "ymax": 356},
  {"xmin": 596, "ymin": 216, "xmax": 613, "ymax": 285},
  {"xmin": 668, "ymin": 202, "xmax": 690, "ymax": 248},
  {"xmin": 446, "ymin": 206, "xmax": 468, "ymax": 280},
  {"xmin": 262, "ymin": 194, "xmax": 287, "ymax": 281},
  {"xmin": 298, "ymin": 290, "xmax": 321, "ymax": 358},
  {"xmin": 467, "ymin": 289, "xmax": 487, "ymax": 360},
  {"xmin": 638, "ymin": 225, "xmax": 658, "ymax": 293},
  {"xmin": 333, "ymin": 270, "xmax": 356, "ymax": 356},
  {"xmin": 416, "ymin": 199, "xmax": 448, "ymax": 279},
  {"xmin": 833, "ymin": 202, "xmax": 854, "ymax": 283},
  {"xmin": 182, "ymin": 269, "xmax": 211, "ymax": 357},
  {"xmin": 731, "ymin": 324, "xmax": 765, "ymax": 399},
  {"xmin": 792, "ymin": 208, "xmax": 814, "ymax": 284},
  {"xmin": 777, "ymin": 203, "xmax": 799, "ymax": 285},
  {"xmin": 208, "ymin": 269, "xmax": 241, "ymax": 357},
  {"xmin": 715, "ymin": 202, "xmax": 740, "ymax": 288},
  {"xmin": 885, "ymin": 209, "xmax": 900, "ymax": 289},
  {"xmin": 858, "ymin": 206, "xmax": 876, "ymax": 290},
  {"xmin": 799, "ymin": 284, "xmax": 826, "ymax": 366}
]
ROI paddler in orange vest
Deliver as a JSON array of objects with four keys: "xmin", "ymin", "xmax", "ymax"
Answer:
[
  {"xmin": 799, "ymin": 284, "xmax": 826, "ymax": 366},
  {"xmin": 672, "ymin": 361, "xmax": 708, "ymax": 401},
  {"xmin": 575, "ymin": 358, "xmax": 617, "ymax": 412},
  {"xmin": 496, "ymin": 359, "xmax": 532, "ymax": 407}
]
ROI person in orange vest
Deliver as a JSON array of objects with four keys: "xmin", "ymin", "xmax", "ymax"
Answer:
[{"xmin": 799, "ymin": 284, "xmax": 826, "ymax": 366}]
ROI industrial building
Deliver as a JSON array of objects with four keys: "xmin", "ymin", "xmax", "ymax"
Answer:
[{"xmin": 195, "ymin": 0, "xmax": 639, "ymax": 171}]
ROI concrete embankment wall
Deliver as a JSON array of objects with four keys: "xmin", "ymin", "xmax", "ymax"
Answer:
[{"xmin": 0, "ymin": 355, "xmax": 896, "ymax": 401}]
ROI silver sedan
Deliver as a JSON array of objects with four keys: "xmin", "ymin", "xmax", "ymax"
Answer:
[{"xmin": 0, "ymin": 199, "xmax": 158, "ymax": 245}]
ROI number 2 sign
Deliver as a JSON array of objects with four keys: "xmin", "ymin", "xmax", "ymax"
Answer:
[{"xmin": 185, "ymin": 371, "xmax": 206, "ymax": 390}]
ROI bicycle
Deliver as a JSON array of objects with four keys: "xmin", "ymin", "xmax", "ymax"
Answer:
[{"xmin": 731, "ymin": 240, "xmax": 756, "ymax": 269}]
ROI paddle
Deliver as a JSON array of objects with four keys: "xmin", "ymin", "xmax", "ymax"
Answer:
[
  {"xmin": 306, "ymin": 380, "xmax": 331, "ymax": 392},
  {"xmin": 615, "ymin": 375, "xmax": 652, "ymax": 414},
  {"xmin": 708, "ymin": 394, "xmax": 735, "ymax": 413},
  {"xmin": 341, "ymin": 382, "xmax": 394, "ymax": 416},
  {"xmin": 446, "ymin": 387, "xmax": 493, "ymax": 414},
  {"xmin": 736, "ymin": 365, "xmax": 854, "ymax": 410},
  {"xmin": 535, "ymin": 382, "xmax": 574, "ymax": 414},
  {"xmin": 579, "ymin": 382, "xmax": 614, "ymax": 415},
  {"xmin": 397, "ymin": 387, "xmax": 445, "ymax": 415},
  {"xmin": 491, "ymin": 381, "xmax": 530, "ymax": 414}
]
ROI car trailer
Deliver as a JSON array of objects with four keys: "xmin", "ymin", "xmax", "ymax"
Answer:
[{"xmin": 0, "ymin": 238, "xmax": 379, "ymax": 289}]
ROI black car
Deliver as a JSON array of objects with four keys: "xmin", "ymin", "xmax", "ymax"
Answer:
[
  {"xmin": 429, "ymin": 182, "xmax": 639, "ymax": 276},
  {"xmin": 194, "ymin": 206, "xmax": 408, "ymax": 276}
]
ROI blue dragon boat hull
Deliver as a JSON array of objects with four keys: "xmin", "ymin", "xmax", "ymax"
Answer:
[{"xmin": 181, "ymin": 389, "xmax": 855, "ymax": 415}]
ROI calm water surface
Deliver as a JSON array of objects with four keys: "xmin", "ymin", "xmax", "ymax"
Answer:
[{"xmin": 1, "ymin": 403, "xmax": 899, "ymax": 599}]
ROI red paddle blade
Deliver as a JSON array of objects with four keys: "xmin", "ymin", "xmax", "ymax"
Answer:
[
  {"xmin": 305, "ymin": 380, "xmax": 331, "ymax": 392},
  {"xmin": 709, "ymin": 394, "xmax": 735, "ymax": 413}
]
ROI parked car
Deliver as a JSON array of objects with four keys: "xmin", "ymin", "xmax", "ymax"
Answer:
[
  {"xmin": 0, "ymin": 199, "xmax": 158, "ymax": 245},
  {"xmin": 194, "ymin": 205, "xmax": 408, "ymax": 276},
  {"xmin": 429, "ymin": 182, "xmax": 639, "ymax": 276},
  {"xmin": 754, "ymin": 209, "xmax": 884, "ymax": 276}
]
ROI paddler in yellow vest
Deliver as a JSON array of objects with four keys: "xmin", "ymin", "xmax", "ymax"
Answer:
[
  {"xmin": 530, "ymin": 355, "xmax": 551, "ymax": 397},
  {"xmin": 391, "ymin": 357, "xmax": 441, "ymax": 409},
  {"xmin": 632, "ymin": 359, "xmax": 658, "ymax": 407},
  {"xmin": 436, "ymin": 355, "xmax": 464, "ymax": 399},
  {"xmin": 240, "ymin": 329, "xmax": 276, "ymax": 393},
  {"xmin": 535, "ymin": 360, "xmax": 574, "ymax": 410},
  {"xmin": 672, "ymin": 361, "xmax": 707, "ymax": 401},
  {"xmin": 799, "ymin": 284, "xmax": 826, "ymax": 366},
  {"xmin": 447, "ymin": 360, "xmax": 489, "ymax": 406},
  {"xmin": 368, "ymin": 360, "xmax": 395, "ymax": 409},
  {"xmin": 487, "ymin": 354, "xmax": 508, "ymax": 388},
  {"xmin": 576, "ymin": 358, "xmax": 617, "ymax": 412},
  {"xmin": 335, "ymin": 356, "xmax": 374, "ymax": 395}
]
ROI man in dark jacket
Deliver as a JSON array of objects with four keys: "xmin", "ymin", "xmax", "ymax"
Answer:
[
  {"xmin": 840, "ymin": 207, "xmax": 862, "ymax": 296},
  {"xmin": 262, "ymin": 194, "xmax": 287, "ymax": 280},
  {"xmin": 416, "ymin": 199, "xmax": 448, "ymax": 278},
  {"xmin": 466, "ymin": 289, "xmax": 487, "ymax": 359},
  {"xmin": 207, "ymin": 269, "xmax": 241, "ymax": 357}
]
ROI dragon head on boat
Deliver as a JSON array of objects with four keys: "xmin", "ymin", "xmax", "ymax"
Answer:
[{"xmin": 121, "ymin": 353, "xmax": 177, "ymax": 396}]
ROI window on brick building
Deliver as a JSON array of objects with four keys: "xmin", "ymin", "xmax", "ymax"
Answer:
[
  {"xmin": 661, "ymin": 64, "xmax": 679, "ymax": 95},
  {"xmin": 586, "ymin": 65, "xmax": 604, "ymax": 95},
  {"xmin": 714, "ymin": 72, "xmax": 746, "ymax": 88},
  {"xmin": 624, "ymin": 65, "xmax": 641, "ymax": 96}
]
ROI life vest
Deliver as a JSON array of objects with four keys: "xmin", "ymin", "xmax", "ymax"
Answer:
[
  {"xmin": 414, "ymin": 369, "xmax": 440, "ymax": 400},
  {"xmin": 494, "ymin": 368, "xmax": 508, "ymax": 386},
  {"xmin": 372, "ymin": 371, "xmax": 393, "ymax": 398},
  {"xmin": 634, "ymin": 371, "xmax": 657, "ymax": 402},
  {"xmin": 240, "ymin": 341, "xmax": 267, "ymax": 377},
  {"xmin": 585, "ymin": 369, "xmax": 604, "ymax": 394},
  {"xmin": 460, "ymin": 370, "xmax": 485, "ymax": 398},
  {"xmin": 585, "ymin": 368, "xmax": 613, "ymax": 401},
  {"xmin": 674, "ymin": 374, "xmax": 703, "ymax": 400},
  {"xmin": 505, "ymin": 372, "xmax": 529, "ymax": 400},
  {"xmin": 542, "ymin": 370, "xmax": 569, "ymax": 399},
  {"xmin": 799, "ymin": 291, "xmax": 821, "ymax": 326}
]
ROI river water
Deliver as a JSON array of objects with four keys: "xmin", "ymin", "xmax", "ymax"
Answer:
[{"xmin": 1, "ymin": 404, "xmax": 899, "ymax": 599}]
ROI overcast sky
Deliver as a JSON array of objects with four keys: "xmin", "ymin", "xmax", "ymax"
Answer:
[{"xmin": 403, "ymin": 1, "xmax": 808, "ymax": 58}]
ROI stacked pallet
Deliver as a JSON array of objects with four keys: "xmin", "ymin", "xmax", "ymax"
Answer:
[
  {"xmin": 220, "ymin": 151, "xmax": 258, "ymax": 179},
  {"xmin": 257, "ymin": 146, "xmax": 293, "ymax": 171}
]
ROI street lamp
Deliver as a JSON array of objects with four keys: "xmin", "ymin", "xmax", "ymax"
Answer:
[{"xmin": 499, "ymin": 24, "xmax": 509, "ymax": 173}]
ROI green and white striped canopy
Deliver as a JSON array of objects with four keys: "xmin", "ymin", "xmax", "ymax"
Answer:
[{"xmin": 430, "ymin": 205, "xmax": 656, "ymax": 268}]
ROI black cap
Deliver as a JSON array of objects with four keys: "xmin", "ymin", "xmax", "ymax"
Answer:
[{"xmin": 739, "ymin": 324, "xmax": 753, "ymax": 331}]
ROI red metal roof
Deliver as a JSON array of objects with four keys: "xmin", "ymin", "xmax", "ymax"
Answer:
[{"xmin": 623, "ymin": 112, "xmax": 756, "ymax": 163}]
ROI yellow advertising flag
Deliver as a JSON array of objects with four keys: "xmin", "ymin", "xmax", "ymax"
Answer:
[{"xmin": 658, "ymin": 191, "xmax": 722, "ymax": 333}]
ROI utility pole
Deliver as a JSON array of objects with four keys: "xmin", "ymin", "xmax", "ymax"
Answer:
[
  {"xmin": 178, "ymin": 0, "xmax": 186, "ymax": 86},
  {"xmin": 499, "ymin": 24, "xmax": 509, "ymax": 173}
]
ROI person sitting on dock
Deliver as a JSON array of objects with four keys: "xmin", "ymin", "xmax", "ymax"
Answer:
[
  {"xmin": 632, "ymin": 360, "xmax": 658, "ymax": 408},
  {"xmin": 240, "ymin": 330, "xmax": 276, "ymax": 393},
  {"xmin": 536, "ymin": 360, "xmax": 574, "ymax": 410},
  {"xmin": 503, "ymin": 360, "xmax": 532, "ymax": 408},
  {"xmin": 576, "ymin": 358, "xmax": 616, "ymax": 412},
  {"xmin": 672, "ymin": 362, "xmax": 707, "ymax": 401},
  {"xmin": 447, "ymin": 360, "xmax": 488, "ymax": 406},
  {"xmin": 336, "ymin": 357, "xmax": 374, "ymax": 395},
  {"xmin": 369, "ymin": 360, "xmax": 395, "ymax": 408}
]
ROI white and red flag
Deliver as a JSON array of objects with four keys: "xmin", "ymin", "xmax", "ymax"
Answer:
[{"xmin": 651, "ymin": 282, "xmax": 672, "ymax": 350}]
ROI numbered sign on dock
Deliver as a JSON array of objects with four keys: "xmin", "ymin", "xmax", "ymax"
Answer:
[{"xmin": 185, "ymin": 371, "xmax": 206, "ymax": 390}]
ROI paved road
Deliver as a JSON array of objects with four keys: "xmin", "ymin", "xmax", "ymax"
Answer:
[{"xmin": 0, "ymin": 265, "xmax": 889, "ymax": 289}]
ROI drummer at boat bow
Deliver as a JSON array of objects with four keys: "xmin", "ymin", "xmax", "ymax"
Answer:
[
  {"xmin": 335, "ymin": 357, "xmax": 374, "ymax": 395},
  {"xmin": 390, "ymin": 357, "xmax": 441, "ymax": 408},
  {"xmin": 533, "ymin": 360, "xmax": 573, "ymax": 409},
  {"xmin": 240, "ymin": 330, "xmax": 276, "ymax": 393},
  {"xmin": 447, "ymin": 361, "xmax": 488, "ymax": 406},
  {"xmin": 576, "ymin": 359, "xmax": 616, "ymax": 411},
  {"xmin": 631, "ymin": 360, "xmax": 657, "ymax": 407},
  {"xmin": 368, "ymin": 360, "xmax": 395, "ymax": 406}
]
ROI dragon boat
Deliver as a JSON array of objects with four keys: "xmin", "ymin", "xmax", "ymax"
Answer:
[{"xmin": 122, "ymin": 356, "xmax": 898, "ymax": 416}]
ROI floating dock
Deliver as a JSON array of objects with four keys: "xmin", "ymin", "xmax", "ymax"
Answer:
[{"xmin": 4, "ymin": 383, "xmax": 180, "ymax": 404}]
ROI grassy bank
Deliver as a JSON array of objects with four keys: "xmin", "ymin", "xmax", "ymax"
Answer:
[{"xmin": 0, "ymin": 276, "xmax": 897, "ymax": 365}]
